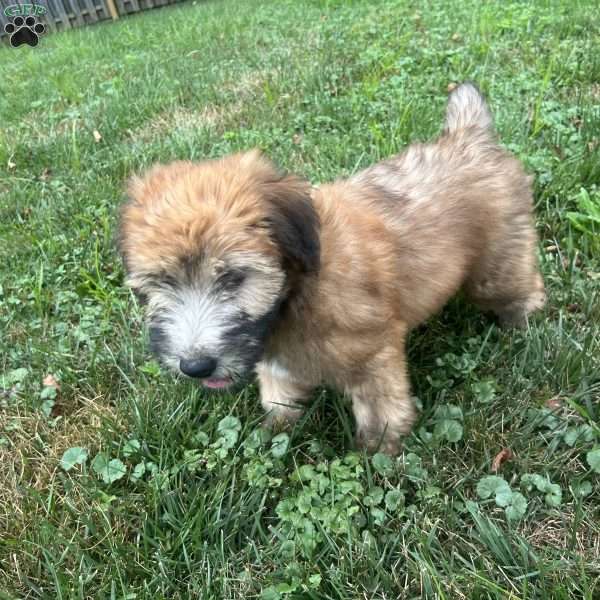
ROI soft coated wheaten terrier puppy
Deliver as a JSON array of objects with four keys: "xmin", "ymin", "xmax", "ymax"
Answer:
[{"xmin": 119, "ymin": 83, "xmax": 545, "ymax": 454}]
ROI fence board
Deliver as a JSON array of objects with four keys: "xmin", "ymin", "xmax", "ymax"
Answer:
[
  {"xmin": 69, "ymin": 0, "xmax": 85, "ymax": 27},
  {"xmin": 80, "ymin": 0, "xmax": 100, "ymax": 23},
  {"xmin": 0, "ymin": 1, "xmax": 11, "ymax": 34},
  {"xmin": 1, "ymin": 0, "xmax": 188, "ymax": 40},
  {"xmin": 51, "ymin": 0, "xmax": 72, "ymax": 29}
]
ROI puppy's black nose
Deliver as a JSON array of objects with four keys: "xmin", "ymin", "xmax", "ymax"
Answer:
[{"xmin": 180, "ymin": 357, "xmax": 217, "ymax": 378}]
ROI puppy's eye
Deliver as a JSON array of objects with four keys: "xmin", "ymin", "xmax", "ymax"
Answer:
[{"xmin": 217, "ymin": 269, "xmax": 246, "ymax": 291}]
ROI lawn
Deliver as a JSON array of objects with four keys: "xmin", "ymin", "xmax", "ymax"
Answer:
[{"xmin": 1, "ymin": 0, "xmax": 599, "ymax": 597}]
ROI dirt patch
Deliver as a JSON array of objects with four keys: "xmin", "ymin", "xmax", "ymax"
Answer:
[
  {"xmin": 523, "ymin": 509, "xmax": 600, "ymax": 565},
  {"xmin": 129, "ymin": 105, "xmax": 229, "ymax": 144},
  {"xmin": 0, "ymin": 393, "xmax": 121, "ymax": 536}
]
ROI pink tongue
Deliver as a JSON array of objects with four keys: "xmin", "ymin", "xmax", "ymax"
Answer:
[{"xmin": 203, "ymin": 378, "xmax": 231, "ymax": 389}]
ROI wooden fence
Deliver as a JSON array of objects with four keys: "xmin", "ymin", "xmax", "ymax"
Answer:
[{"xmin": 0, "ymin": 0, "xmax": 186, "ymax": 41}]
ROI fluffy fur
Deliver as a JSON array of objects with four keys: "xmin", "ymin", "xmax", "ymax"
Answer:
[{"xmin": 119, "ymin": 83, "xmax": 545, "ymax": 454}]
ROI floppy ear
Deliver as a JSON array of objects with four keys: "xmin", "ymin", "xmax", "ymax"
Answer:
[{"xmin": 260, "ymin": 173, "xmax": 320, "ymax": 274}]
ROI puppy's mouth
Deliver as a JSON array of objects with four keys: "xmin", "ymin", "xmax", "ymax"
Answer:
[{"xmin": 201, "ymin": 377, "xmax": 234, "ymax": 390}]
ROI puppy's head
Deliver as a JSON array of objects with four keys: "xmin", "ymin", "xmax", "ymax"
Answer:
[{"xmin": 118, "ymin": 150, "xmax": 319, "ymax": 389}]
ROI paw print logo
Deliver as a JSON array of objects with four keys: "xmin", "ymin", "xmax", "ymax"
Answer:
[{"xmin": 4, "ymin": 16, "xmax": 45, "ymax": 47}]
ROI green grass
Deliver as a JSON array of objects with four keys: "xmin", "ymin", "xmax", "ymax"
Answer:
[{"xmin": 1, "ymin": 0, "xmax": 599, "ymax": 597}]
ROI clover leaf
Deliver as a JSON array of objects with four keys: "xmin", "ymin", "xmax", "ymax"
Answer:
[
  {"xmin": 60, "ymin": 447, "xmax": 88, "ymax": 471},
  {"xmin": 505, "ymin": 492, "xmax": 527, "ymax": 521},
  {"xmin": 544, "ymin": 483, "xmax": 562, "ymax": 508},
  {"xmin": 122, "ymin": 439, "xmax": 141, "ymax": 458},
  {"xmin": 384, "ymin": 489, "xmax": 405, "ymax": 511},
  {"xmin": 586, "ymin": 448, "xmax": 600, "ymax": 473},
  {"xmin": 571, "ymin": 481, "xmax": 593, "ymax": 499},
  {"xmin": 271, "ymin": 432, "xmax": 290, "ymax": 458},
  {"xmin": 476, "ymin": 476, "xmax": 510, "ymax": 500},
  {"xmin": 372, "ymin": 452, "xmax": 394, "ymax": 477},
  {"xmin": 91, "ymin": 453, "xmax": 127, "ymax": 484}
]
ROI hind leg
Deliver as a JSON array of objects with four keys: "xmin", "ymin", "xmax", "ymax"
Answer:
[{"xmin": 467, "ymin": 215, "xmax": 545, "ymax": 328}]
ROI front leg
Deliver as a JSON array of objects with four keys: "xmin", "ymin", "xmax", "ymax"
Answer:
[
  {"xmin": 350, "ymin": 341, "xmax": 416, "ymax": 455},
  {"xmin": 256, "ymin": 360, "xmax": 314, "ymax": 429}
]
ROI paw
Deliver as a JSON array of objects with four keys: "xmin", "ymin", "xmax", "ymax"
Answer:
[
  {"xmin": 262, "ymin": 406, "xmax": 303, "ymax": 432},
  {"xmin": 4, "ymin": 16, "xmax": 45, "ymax": 48},
  {"xmin": 498, "ymin": 290, "xmax": 546, "ymax": 329},
  {"xmin": 498, "ymin": 309, "xmax": 528, "ymax": 329},
  {"xmin": 355, "ymin": 428, "xmax": 402, "ymax": 456}
]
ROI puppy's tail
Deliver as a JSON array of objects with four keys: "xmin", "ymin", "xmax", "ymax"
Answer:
[{"xmin": 444, "ymin": 82, "xmax": 493, "ymax": 134}]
